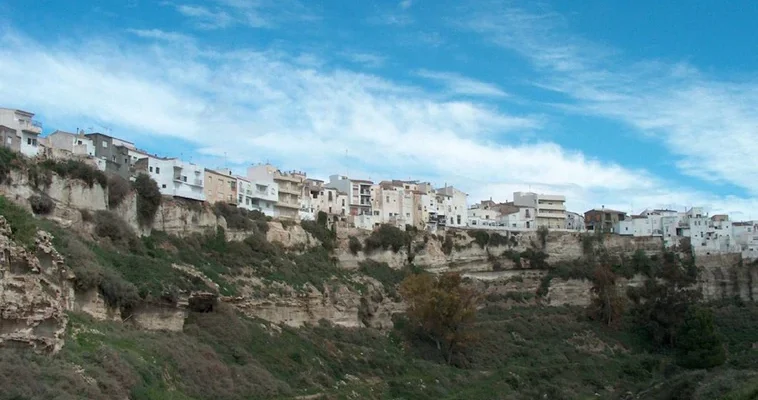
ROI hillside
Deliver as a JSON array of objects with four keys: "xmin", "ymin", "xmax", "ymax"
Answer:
[{"xmin": 0, "ymin": 157, "xmax": 757, "ymax": 399}]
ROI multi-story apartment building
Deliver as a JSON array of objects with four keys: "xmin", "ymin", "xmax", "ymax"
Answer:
[
  {"xmin": 373, "ymin": 180, "xmax": 417, "ymax": 228},
  {"xmin": 300, "ymin": 178, "xmax": 348, "ymax": 220},
  {"xmin": 513, "ymin": 191, "xmax": 566, "ymax": 229},
  {"xmin": 86, "ymin": 133, "xmax": 137, "ymax": 179},
  {"xmin": 45, "ymin": 130, "xmax": 95, "ymax": 157},
  {"xmin": 0, "ymin": 108, "xmax": 43, "ymax": 157},
  {"xmin": 204, "ymin": 168, "xmax": 237, "ymax": 205},
  {"xmin": 132, "ymin": 155, "xmax": 205, "ymax": 201},
  {"xmin": 584, "ymin": 207, "xmax": 627, "ymax": 233},
  {"xmin": 326, "ymin": 175, "xmax": 374, "ymax": 216},
  {"xmin": 414, "ymin": 183, "xmax": 439, "ymax": 230},
  {"xmin": 434, "ymin": 186, "xmax": 468, "ymax": 228},
  {"xmin": 245, "ymin": 165, "xmax": 280, "ymax": 217},
  {"xmin": 248, "ymin": 164, "xmax": 303, "ymax": 219}
]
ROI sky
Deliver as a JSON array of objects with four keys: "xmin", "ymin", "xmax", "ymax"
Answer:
[{"xmin": 1, "ymin": 0, "xmax": 758, "ymax": 218}]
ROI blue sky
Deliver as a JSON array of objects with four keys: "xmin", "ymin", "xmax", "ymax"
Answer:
[{"xmin": 2, "ymin": 0, "xmax": 758, "ymax": 217}]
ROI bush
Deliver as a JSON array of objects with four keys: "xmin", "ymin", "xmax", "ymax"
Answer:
[
  {"xmin": 28, "ymin": 194, "xmax": 55, "ymax": 215},
  {"xmin": 348, "ymin": 235, "xmax": 363, "ymax": 255},
  {"xmin": 675, "ymin": 307, "xmax": 726, "ymax": 369},
  {"xmin": 107, "ymin": 174, "xmax": 131, "ymax": 209},
  {"xmin": 301, "ymin": 219, "xmax": 335, "ymax": 251},
  {"xmin": 442, "ymin": 234, "xmax": 454, "ymax": 255},
  {"xmin": 364, "ymin": 224, "xmax": 408, "ymax": 253},
  {"xmin": 133, "ymin": 174, "xmax": 161, "ymax": 227},
  {"xmin": 0, "ymin": 146, "xmax": 23, "ymax": 184},
  {"xmin": 0, "ymin": 195, "xmax": 39, "ymax": 248},
  {"xmin": 94, "ymin": 210, "xmax": 137, "ymax": 248},
  {"xmin": 39, "ymin": 159, "xmax": 107, "ymax": 188}
]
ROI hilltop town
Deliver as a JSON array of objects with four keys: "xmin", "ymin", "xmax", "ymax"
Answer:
[{"xmin": 2, "ymin": 106, "xmax": 756, "ymax": 260}]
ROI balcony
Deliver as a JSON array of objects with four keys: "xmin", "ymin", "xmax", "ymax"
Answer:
[
  {"xmin": 537, "ymin": 210, "xmax": 566, "ymax": 219},
  {"xmin": 276, "ymin": 199, "xmax": 300, "ymax": 209},
  {"xmin": 19, "ymin": 120, "xmax": 42, "ymax": 134},
  {"xmin": 278, "ymin": 184, "xmax": 300, "ymax": 195},
  {"xmin": 173, "ymin": 176, "xmax": 203, "ymax": 187},
  {"xmin": 538, "ymin": 202, "xmax": 566, "ymax": 212}
]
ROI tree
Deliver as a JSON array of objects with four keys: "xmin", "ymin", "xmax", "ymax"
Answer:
[
  {"xmin": 588, "ymin": 263, "xmax": 625, "ymax": 326},
  {"xmin": 399, "ymin": 272, "xmax": 478, "ymax": 365},
  {"xmin": 675, "ymin": 307, "xmax": 726, "ymax": 369},
  {"xmin": 628, "ymin": 251, "xmax": 701, "ymax": 348},
  {"xmin": 133, "ymin": 174, "xmax": 162, "ymax": 227}
]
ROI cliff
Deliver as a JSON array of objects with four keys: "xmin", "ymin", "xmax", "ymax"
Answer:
[{"xmin": 0, "ymin": 217, "xmax": 75, "ymax": 353}]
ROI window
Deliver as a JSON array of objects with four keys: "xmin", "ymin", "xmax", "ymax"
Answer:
[
  {"xmin": 328, "ymin": 192, "xmax": 333, "ymax": 201},
  {"xmin": 406, "ymin": 213, "xmax": 410, "ymax": 217},
  {"xmin": 155, "ymin": 167, "xmax": 161, "ymax": 174},
  {"xmin": 149, "ymin": 166, "xmax": 153, "ymax": 172},
  {"xmin": 457, "ymin": 215, "xmax": 461, "ymax": 225},
  {"xmin": 124, "ymin": 157, "xmax": 129, "ymax": 164},
  {"xmin": 182, "ymin": 176, "xmax": 187, "ymax": 182},
  {"xmin": 161, "ymin": 184, "xmax": 166, "ymax": 189},
  {"xmin": 77, "ymin": 140, "xmax": 82, "ymax": 145},
  {"xmin": 341, "ymin": 199, "xmax": 345, "ymax": 206},
  {"xmin": 374, "ymin": 210, "xmax": 379, "ymax": 216}
]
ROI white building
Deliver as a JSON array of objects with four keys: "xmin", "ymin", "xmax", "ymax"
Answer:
[
  {"xmin": 245, "ymin": 166, "xmax": 279, "ymax": 217},
  {"xmin": 436, "ymin": 186, "xmax": 468, "ymax": 228},
  {"xmin": 619, "ymin": 216, "xmax": 654, "ymax": 236},
  {"xmin": 133, "ymin": 156, "xmax": 206, "ymax": 201},
  {"xmin": 372, "ymin": 180, "xmax": 418, "ymax": 228},
  {"xmin": 501, "ymin": 207, "xmax": 536, "ymax": 230},
  {"xmin": 565, "ymin": 211, "xmax": 585, "ymax": 232},
  {"xmin": 46, "ymin": 130, "xmax": 95, "ymax": 157},
  {"xmin": 0, "ymin": 108, "xmax": 43, "ymax": 157},
  {"xmin": 326, "ymin": 175, "xmax": 374, "ymax": 216},
  {"xmin": 513, "ymin": 192, "xmax": 566, "ymax": 229},
  {"xmin": 467, "ymin": 204, "xmax": 502, "ymax": 228}
]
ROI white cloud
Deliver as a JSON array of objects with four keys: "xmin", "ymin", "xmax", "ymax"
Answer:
[
  {"xmin": 399, "ymin": 0, "xmax": 413, "ymax": 10},
  {"xmin": 127, "ymin": 29, "xmax": 192, "ymax": 43},
  {"xmin": 0, "ymin": 28, "xmax": 755, "ymax": 218},
  {"xmin": 465, "ymin": 4, "xmax": 758, "ymax": 197},
  {"xmin": 175, "ymin": 4, "xmax": 234, "ymax": 29},
  {"xmin": 416, "ymin": 69, "xmax": 509, "ymax": 98},
  {"xmin": 340, "ymin": 51, "xmax": 386, "ymax": 68}
]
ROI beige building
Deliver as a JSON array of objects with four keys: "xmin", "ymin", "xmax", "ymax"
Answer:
[
  {"xmin": 373, "ymin": 180, "xmax": 418, "ymax": 228},
  {"xmin": 300, "ymin": 178, "xmax": 348, "ymax": 220},
  {"xmin": 513, "ymin": 191, "xmax": 567, "ymax": 229},
  {"xmin": 204, "ymin": 168, "xmax": 238, "ymax": 205},
  {"xmin": 0, "ymin": 108, "xmax": 43, "ymax": 157},
  {"xmin": 248, "ymin": 164, "xmax": 305, "ymax": 220}
]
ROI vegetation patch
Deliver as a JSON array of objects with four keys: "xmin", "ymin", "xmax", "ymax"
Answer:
[
  {"xmin": 213, "ymin": 202, "xmax": 269, "ymax": 231},
  {"xmin": 28, "ymin": 194, "xmax": 55, "ymax": 215},
  {"xmin": 348, "ymin": 235, "xmax": 363, "ymax": 255},
  {"xmin": 107, "ymin": 174, "xmax": 131, "ymax": 209},
  {"xmin": 133, "ymin": 174, "xmax": 161, "ymax": 227},
  {"xmin": 364, "ymin": 224, "xmax": 409, "ymax": 253},
  {"xmin": 301, "ymin": 214, "xmax": 335, "ymax": 251},
  {"xmin": 39, "ymin": 158, "xmax": 107, "ymax": 188}
]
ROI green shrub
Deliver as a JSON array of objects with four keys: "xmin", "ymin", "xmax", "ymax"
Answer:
[
  {"xmin": 133, "ymin": 174, "xmax": 161, "ymax": 227},
  {"xmin": 469, "ymin": 230, "xmax": 490, "ymax": 248},
  {"xmin": 107, "ymin": 174, "xmax": 131, "ymax": 209},
  {"xmin": 39, "ymin": 159, "xmax": 107, "ymax": 188},
  {"xmin": 359, "ymin": 260, "xmax": 409, "ymax": 298},
  {"xmin": 28, "ymin": 194, "xmax": 55, "ymax": 215},
  {"xmin": 27, "ymin": 162, "xmax": 53, "ymax": 188},
  {"xmin": 675, "ymin": 307, "xmax": 726, "ymax": 369},
  {"xmin": 0, "ymin": 195, "xmax": 39, "ymax": 248},
  {"xmin": 364, "ymin": 224, "xmax": 408, "ymax": 253},
  {"xmin": 94, "ymin": 210, "xmax": 137, "ymax": 248},
  {"xmin": 348, "ymin": 235, "xmax": 363, "ymax": 255},
  {"xmin": 301, "ymin": 219, "xmax": 335, "ymax": 250},
  {"xmin": 0, "ymin": 146, "xmax": 23, "ymax": 184}
]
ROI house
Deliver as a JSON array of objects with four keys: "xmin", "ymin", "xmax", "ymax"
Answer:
[
  {"xmin": 248, "ymin": 164, "xmax": 303, "ymax": 219},
  {"xmin": 85, "ymin": 133, "xmax": 137, "ymax": 179},
  {"xmin": 372, "ymin": 180, "xmax": 418, "ymax": 228},
  {"xmin": 565, "ymin": 211, "xmax": 585, "ymax": 231},
  {"xmin": 584, "ymin": 207, "xmax": 627, "ymax": 233},
  {"xmin": 413, "ymin": 183, "xmax": 439, "ymax": 230},
  {"xmin": 132, "ymin": 155, "xmax": 205, "ymax": 201},
  {"xmin": 618, "ymin": 215, "xmax": 653, "ymax": 236},
  {"xmin": 513, "ymin": 192, "xmax": 566, "ymax": 229},
  {"xmin": 245, "ymin": 165, "xmax": 279, "ymax": 217},
  {"xmin": 326, "ymin": 175, "xmax": 374, "ymax": 216},
  {"xmin": 204, "ymin": 168, "xmax": 238, "ymax": 205},
  {"xmin": 467, "ymin": 202, "xmax": 502, "ymax": 228},
  {"xmin": 0, "ymin": 108, "xmax": 43, "ymax": 157},
  {"xmin": 435, "ymin": 185, "xmax": 468, "ymax": 228},
  {"xmin": 45, "ymin": 130, "xmax": 95, "ymax": 157}
]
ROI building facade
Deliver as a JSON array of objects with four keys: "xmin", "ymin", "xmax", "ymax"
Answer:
[
  {"xmin": 436, "ymin": 186, "xmax": 468, "ymax": 228},
  {"xmin": 204, "ymin": 168, "xmax": 238, "ymax": 205},
  {"xmin": 326, "ymin": 175, "xmax": 374, "ymax": 216},
  {"xmin": 133, "ymin": 156, "xmax": 205, "ymax": 201},
  {"xmin": 86, "ymin": 133, "xmax": 136, "ymax": 179},
  {"xmin": 245, "ymin": 165, "xmax": 280, "ymax": 217},
  {"xmin": 0, "ymin": 108, "xmax": 43, "ymax": 157},
  {"xmin": 248, "ymin": 164, "xmax": 302, "ymax": 219},
  {"xmin": 46, "ymin": 130, "xmax": 95, "ymax": 157},
  {"xmin": 565, "ymin": 211, "xmax": 585, "ymax": 231},
  {"xmin": 584, "ymin": 207, "xmax": 627, "ymax": 233},
  {"xmin": 513, "ymin": 191, "xmax": 566, "ymax": 229}
]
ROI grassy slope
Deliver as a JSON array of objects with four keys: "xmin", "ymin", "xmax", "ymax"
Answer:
[{"xmin": 1, "ymin": 195, "xmax": 757, "ymax": 399}]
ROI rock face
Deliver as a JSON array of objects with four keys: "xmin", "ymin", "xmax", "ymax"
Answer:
[
  {"xmin": 265, "ymin": 222, "xmax": 317, "ymax": 249},
  {"xmin": 226, "ymin": 278, "xmax": 403, "ymax": 329},
  {"xmin": 74, "ymin": 289, "xmax": 120, "ymax": 322},
  {"xmin": 152, "ymin": 198, "xmax": 225, "ymax": 237},
  {"xmin": 0, "ymin": 218, "xmax": 75, "ymax": 353}
]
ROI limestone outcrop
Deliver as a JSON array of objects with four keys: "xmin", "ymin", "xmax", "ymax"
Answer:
[{"xmin": 0, "ymin": 218, "xmax": 75, "ymax": 353}]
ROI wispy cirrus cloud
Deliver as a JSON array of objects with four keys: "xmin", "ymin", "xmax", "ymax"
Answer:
[
  {"xmin": 127, "ymin": 29, "xmax": 193, "ymax": 43},
  {"xmin": 464, "ymin": 3, "xmax": 758, "ymax": 197},
  {"xmin": 416, "ymin": 69, "xmax": 509, "ymax": 98},
  {"xmin": 170, "ymin": 0, "xmax": 318, "ymax": 30},
  {"xmin": 340, "ymin": 51, "xmax": 386, "ymax": 68}
]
